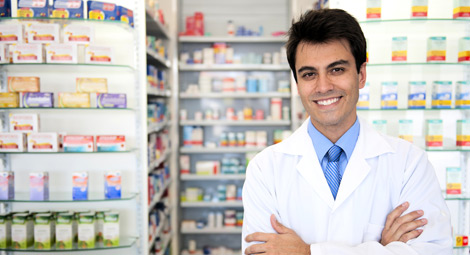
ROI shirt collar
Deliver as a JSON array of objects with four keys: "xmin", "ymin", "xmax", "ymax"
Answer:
[{"xmin": 307, "ymin": 118, "xmax": 360, "ymax": 161}]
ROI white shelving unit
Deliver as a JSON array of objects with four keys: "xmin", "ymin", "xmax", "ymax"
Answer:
[
  {"xmin": 180, "ymin": 228, "xmax": 242, "ymax": 234},
  {"xmin": 179, "ymin": 63, "xmax": 290, "ymax": 71},
  {"xmin": 179, "ymin": 147, "xmax": 265, "ymax": 154},
  {"xmin": 181, "ymin": 174, "xmax": 246, "ymax": 181},
  {"xmin": 179, "ymin": 92, "xmax": 291, "ymax": 98},
  {"xmin": 181, "ymin": 201, "xmax": 243, "ymax": 208},
  {"xmin": 180, "ymin": 120, "xmax": 291, "ymax": 126}
]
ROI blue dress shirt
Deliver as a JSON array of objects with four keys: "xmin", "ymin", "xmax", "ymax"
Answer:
[{"xmin": 307, "ymin": 118, "xmax": 360, "ymax": 180}]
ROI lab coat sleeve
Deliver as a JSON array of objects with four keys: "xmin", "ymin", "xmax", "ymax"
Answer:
[
  {"xmin": 308, "ymin": 148, "xmax": 452, "ymax": 255},
  {"xmin": 242, "ymin": 150, "xmax": 280, "ymax": 253}
]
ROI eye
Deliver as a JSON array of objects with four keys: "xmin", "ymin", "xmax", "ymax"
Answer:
[
  {"xmin": 331, "ymin": 67, "xmax": 345, "ymax": 74},
  {"xmin": 301, "ymin": 72, "xmax": 316, "ymax": 80}
]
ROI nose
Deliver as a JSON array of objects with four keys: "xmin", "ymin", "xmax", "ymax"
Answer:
[{"xmin": 315, "ymin": 73, "xmax": 334, "ymax": 94}]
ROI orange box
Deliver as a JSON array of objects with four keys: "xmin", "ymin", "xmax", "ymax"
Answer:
[{"xmin": 8, "ymin": 77, "xmax": 40, "ymax": 92}]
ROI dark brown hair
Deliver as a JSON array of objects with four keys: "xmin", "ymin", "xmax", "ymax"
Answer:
[{"xmin": 286, "ymin": 9, "xmax": 366, "ymax": 82}]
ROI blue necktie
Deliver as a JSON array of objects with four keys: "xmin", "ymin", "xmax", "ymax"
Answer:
[{"xmin": 325, "ymin": 145, "xmax": 342, "ymax": 199}]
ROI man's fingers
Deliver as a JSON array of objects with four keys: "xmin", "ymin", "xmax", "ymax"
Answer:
[
  {"xmin": 270, "ymin": 214, "xmax": 291, "ymax": 234},
  {"xmin": 385, "ymin": 202, "xmax": 409, "ymax": 230},
  {"xmin": 398, "ymin": 229, "xmax": 424, "ymax": 243},
  {"xmin": 244, "ymin": 243, "xmax": 267, "ymax": 254},
  {"xmin": 245, "ymin": 232, "xmax": 273, "ymax": 242},
  {"xmin": 396, "ymin": 218, "xmax": 427, "ymax": 236},
  {"xmin": 389, "ymin": 210, "xmax": 424, "ymax": 234}
]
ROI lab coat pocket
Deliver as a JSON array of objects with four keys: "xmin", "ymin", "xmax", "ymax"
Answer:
[{"xmin": 364, "ymin": 223, "xmax": 384, "ymax": 242}]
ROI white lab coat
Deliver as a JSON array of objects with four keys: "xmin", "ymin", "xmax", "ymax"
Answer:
[{"xmin": 242, "ymin": 117, "xmax": 452, "ymax": 255}]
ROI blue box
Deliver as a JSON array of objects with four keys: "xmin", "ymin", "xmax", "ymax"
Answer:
[
  {"xmin": 51, "ymin": 0, "xmax": 84, "ymax": 19},
  {"xmin": 104, "ymin": 172, "xmax": 121, "ymax": 199},
  {"xmin": 118, "ymin": 6, "xmax": 133, "ymax": 27},
  {"xmin": 87, "ymin": 1, "xmax": 119, "ymax": 21},
  {"xmin": 0, "ymin": 0, "xmax": 11, "ymax": 17},
  {"xmin": 72, "ymin": 172, "xmax": 88, "ymax": 200},
  {"xmin": 17, "ymin": 0, "xmax": 49, "ymax": 18}
]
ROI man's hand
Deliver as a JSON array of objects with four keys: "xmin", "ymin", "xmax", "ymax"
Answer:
[
  {"xmin": 381, "ymin": 202, "xmax": 427, "ymax": 246},
  {"xmin": 244, "ymin": 214, "xmax": 310, "ymax": 255}
]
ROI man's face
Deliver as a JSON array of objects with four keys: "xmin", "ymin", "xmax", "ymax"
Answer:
[{"xmin": 295, "ymin": 39, "xmax": 366, "ymax": 134}]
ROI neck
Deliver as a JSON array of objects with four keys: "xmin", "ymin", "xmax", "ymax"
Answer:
[{"xmin": 311, "ymin": 117, "xmax": 357, "ymax": 144}]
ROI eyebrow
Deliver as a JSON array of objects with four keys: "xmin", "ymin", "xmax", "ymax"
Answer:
[{"xmin": 297, "ymin": 59, "xmax": 350, "ymax": 74}]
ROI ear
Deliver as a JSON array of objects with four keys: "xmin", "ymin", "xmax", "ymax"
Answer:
[{"xmin": 358, "ymin": 62, "xmax": 367, "ymax": 89}]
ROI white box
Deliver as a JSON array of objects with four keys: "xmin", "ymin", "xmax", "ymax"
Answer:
[
  {"xmin": 0, "ymin": 133, "xmax": 26, "ymax": 152},
  {"xmin": 26, "ymin": 23, "xmax": 60, "ymax": 44},
  {"xmin": 46, "ymin": 44, "xmax": 77, "ymax": 64},
  {"xmin": 195, "ymin": 161, "xmax": 220, "ymax": 175},
  {"xmin": 27, "ymin": 133, "xmax": 59, "ymax": 152},
  {"xmin": 63, "ymin": 24, "xmax": 94, "ymax": 44},
  {"xmin": 9, "ymin": 113, "xmax": 39, "ymax": 133},
  {"xmin": 0, "ymin": 24, "xmax": 23, "ymax": 44},
  {"xmin": 0, "ymin": 44, "xmax": 8, "ymax": 63},
  {"xmin": 11, "ymin": 44, "xmax": 43, "ymax": 63},
  {"xmin": 85, "ymin": 45, "xmax": 113, "ymax": 64}
]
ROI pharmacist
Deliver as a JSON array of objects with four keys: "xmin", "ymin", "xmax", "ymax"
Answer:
[{"xmin": 242, "ymin": 9, "xmax": 452, "ymax": 255}]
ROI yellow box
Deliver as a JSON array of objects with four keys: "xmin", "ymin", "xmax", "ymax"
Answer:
[
  {"xmin": 58, "ymin": 93, "xmax": 90, "ymax": 108},
  {"xmin": 8, "ymin": 77, "xmax": 40, "ymax": 92},
  {"xmin": 0, "ymin": 93, "xmax": 19, "ymax": 108},
  {"xmin": 76, "ymin": 78, "xmax": 107, "ymax": 93}
]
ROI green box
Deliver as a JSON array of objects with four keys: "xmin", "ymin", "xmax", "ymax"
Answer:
[
  {"xmin": 55, "ymin": 212, "xmax": 75, "ymax": 249},
  {"xmin": 0, "ymin": 213, "xmax": 11, "ymax": 248},
  {"xmin": 78, "ymin": 212, "xmax": 95, "ymax": 249},
  {"xmin": 102, "ymin": 211, "xmax": 119, "ymax": 247},
  {"xmin": 34, "ymin": 213, "xmax": 53, "ymax": 249},
  {"xmin": 11, "ymin": 213, "xmax": 33, "ymax": 249}
]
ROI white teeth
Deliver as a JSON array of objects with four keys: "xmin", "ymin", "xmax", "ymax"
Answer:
[{"xmin": 317, "ymin": 97, "xmax": 339, "ymax": 106}]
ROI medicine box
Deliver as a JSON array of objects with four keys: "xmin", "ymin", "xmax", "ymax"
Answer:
[
  {"xmin": 72, "ymin": 172, "xmax": 88, "ymax": 200},
  {"xmin": 454, "ymin": 0, "xmax": 470, "ymax": 19},
  {"xmin": 87, "ymin": 1, "xmax": 119, "ymax": 21},
  {"xmin": 63, "ymin": 24, "xmax": 94, "ymax": 44},
  {"xmin": 0, "ymin": 44, "xmax": 8, "ymax": 63},
  {"xmin": 408, "ymin": 81, "xmax": 426, "ymax": 109},
  {"xmin": 357, "ymin": 82, "xmax": 370, "ymax": 109},
  {"xmin": 85, "ymin": 45, "xmax": 113, "ymax": 64},
  {"xmin": 446, "ymin": 167, "xmax": 462, "ymax": 196},
  {"xmin": 11, "ymin": 44, "xmax": 44, "ymax": 64},
  {"xmin": 0, "ymin": 133, "xmax": 26, "ymax": 152},
  {"xmin": 76, "ymin": 78, "xmax": 107, "ymax": 93},
  {"xmin": 381, "ymin": 82, "xmax": 398, "ymax": 109},
  {"xmin": 63, "ymin": 135, "xmax": 94, "ymax": 152},
  {"xmin": 0, "ymin": 93, "xmax": 19, "ymax": 108},
  {"xmin": 78, "ymin": 212, "xmax": 95, "ymax": 249},
  {"xmin": 96, "ymin": 93, "xmax": 126, "ymax": 108},
  {"xmin": 432, "ymin": 81, "xmax": 452, "ymax": 109},
  {"xmin": 0, "ymin": 172, "xmax": 14, "ymax": 200},
  {"xmin": 372, "ymin": 120, "xmax": 387, "ymax": 134},
  {"xmin": 0, "ymin": 0, "xmax": 11, "ymax": 17},
  {"xmin": 17, "ymin": 0, "xmax": 49, "ymax": 17},
  {"xmin": 95, "ymin": 209, "xmax": 109, "ymax": 242},
  {"xmin": 411, "ymin": 0, "xmax": 428, "ymax": 17},
  {"xmin": 398, "ymin": 119, "xmax": 414, "ymax": 143},
  {"xmin": 11, "ymin": 213, "xmax": 33, "ymax": 249},
  {"xmin": 456, "ymin": 81, "xmax": 470, "ymax": 108},
  {"xmin": 102, "ymin": 211, "xmax": 119, "ymax": 246},
  {"xmin": 9, "ymin": 113, "xmax": 39, "ymax": 133},
  {"xmin": 391, "ymin": 37, "xmax": 407, "ymax": 62},
  {"xmin": 180, "ymin": 155, "xmax": 190, "ymax": 174},
  {"xmin": 58, "ymin": 92, "xmax": 90, "ymax": 108},
  {"xmin": 0, "ymin": 213, "xmax": 11, "ymax": 248},
  {"xmin": 366, "ymin": 0, "xmax": 381, "ymax": 19},
  {"xmin": 458, "ymin": 37, "xmax": 470, "ymax": 62},
  {"xmin": 457, "ymin": 119, "xmax": 470, "ymax": 148},
  {"xmin": 51, "ymin": 0, "xmax": 84, "ymax": 19},
  {"xmin": 30, "ymin": 172, "xmax": 49, "ymax": 200},
  {"xmin": 8, "ymin": 77, "xmax": 40, "ymax": 93},
  {"xmin": 26, "ymin": 23, "xmax": 60, "ymax": 44},
  {"xmin": 96, "ymin": 135, "xmax": 125, "ymax": 152},
  {"xmin": 425, "ymin": 119, "xmax": 443, "ymax": 149},
  {"xmin": 27, "ymin": 133, "xmax": 59, "ymax": 152},
  {"xmin": 55, "ymin": 212, "xmax": 75, "ymax": 249},
  {"xmin": 104, "ymin": 171, "xmax": 121, "ymax": 199},
  {"xmin": 196, "ymin": 161, "xmax": 220, "ymax": 175},
  {"xmin": 33, "ymin": 213, "xmax": 53, "ymax": 249},
  {"xmin": 427, "ymin": 37, "xmax": 446, "ymax": 62},
  {"xmin": 20, "ymin": 92, "xmax": 54, "ymax": 108},
  {"xmin": 46, "ymin": 43, "xmax": 77, "ymax": 64},
  {"xmin": 0, "ymin": 24, "xmax": 22, "ymax": 44},
  {"xmin": 118, "ymin": 6, "xmax": 133, "ymax": 27}
]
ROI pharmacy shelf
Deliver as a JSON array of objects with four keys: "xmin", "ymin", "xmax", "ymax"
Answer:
[
  {"xmin": 0, "ymin": 63, "xmax": 135, "ymax": 69},
  {"xmin": 147, "ymin": 88, "xmax": 172, "ymax": 97},
  {"xmin": 149, "ymin": 216, "xmax": 167, "ymax": 251},
  {"xmin": 180, "ymin": 120, "xmax": 290, "ymax": 126},
  {"xmin": 0, "ymin": 107, "xmax": 133, "ymax": 111},
  {"xmin": 181, "ymin": 174, "xmax": 246, "ymax": 181},
  {"xmin": 148, "ymin": 179, "xmax": 172, "ymax": 213},
  {"xmin": 147, "ymin": 48, "xmax": 171, "ymax": 68},
  {"xmin": 180, "ymin": 227, "xmax": 242, "ymax": 234},
  {"xmin": 357, "ymin": 108, "xmax": 470, "ymax": 112},
  {"xmin": 181, "ymin": 201, "xmax": 243, "ymax": 208},
  {"xmin": 366, "ymin": 62, "xmax": 470, "ymax": 67},
  {"xmin": 156, "ymin": 234, "xmax": 172, "ymax": 255},
  {"xmin": 179, "ymin": 92, "xmax": 290, "ymax": 99},
  {"xmin": 454, "ymin": 246, "xmax": 470, "ymax": 249},
  {"xmin": 180, "ymin": 147, "xmax": 264, "ymax": 154},
  {"xmin": 0, "ymin": 192, "xmax": 137, "ymax": 203},
  {"xmin": 145, "ymin": 7, "xmax": 170, "ymax": 39},
  {"xmin": 0, "ymin": 16, "xmax": 134, "ymax": 30},
  {"xmin": 179, "ymin": 36, "xmax": 286, "ymax": 43},
  {"xmin": 179, "ymin": 64, "xmax": 290, "ymax": 71},
  {"xmin": 148, "ymin": 120, "xmax": 170, "ymax": 134},
  {"xmin": 445, "ymin": 197, "xmax": 470, "ymax": 201},
  {"xmin": 0, "ymin": 236, "xmax": 137, "ymax": 252},
  {"xmin": 149, "ymin": 151, "xmax": 171, "ymax": 171},
  {"xmin": 0, "ymin": 150, "xmax": 134, "ymax": 154},
  {"xmin": 360, "ymin": 18, "xmax": 470, "ymax": 24}
]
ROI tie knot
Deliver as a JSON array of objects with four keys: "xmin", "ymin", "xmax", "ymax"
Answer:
[{"xmin": 327, "ymin": 145, "xmax": 342, "ymax": 162}]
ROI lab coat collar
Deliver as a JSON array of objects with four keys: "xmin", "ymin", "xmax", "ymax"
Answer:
[{"xmin": 273, "ymin": 117, "xmax": 395, "ymax": 210}]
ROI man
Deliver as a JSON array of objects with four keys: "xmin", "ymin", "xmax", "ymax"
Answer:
[{"xmin": 242, "ymin": 8, "xmax": 452, "ymax": 254}]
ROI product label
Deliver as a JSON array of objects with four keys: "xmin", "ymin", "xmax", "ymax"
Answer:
[
  {"xmin": 432, "ymin": 81, "xmax": 452, "ymax": 108},
  {"xmin": 447, "ymin": 167, "xmax": 462, "ymax": 195},
  {"xmin": 392, "ymin": 37, "xmax": 407, "ymax": 62},
  {"xmin": 381, "ymin": 82, "xmax": 398, "ymax": 109},
  {"xmin": 0, "ymin": 24, "xmax": 22, "ymax": 43},
  {"xmin": 427, "ymin": 37, "xmax": 447, "ymax": 62},
  {"xmin": 63, "ymin": 24, "xmax": 94, "ymax": 44},
  {"xmin": 21, "ymin": 92, "xmax": 53, "ymax": 108},
  {"xmin": 408, "ymin": 81, "xmax": 426, "ymax": 109},
  {"xmin": 97, "ymin": 93, "xmax": 126, "ymax": 108},
  {"xmin": 18, "ymin": 0, "xmax": 48, "ymax": 17},
  {"xmin": 87, "ymin": 1, "xmax": 118, "ymax": 21},
  {"xmin": 454, "ymin": 0, "xmax": 470, "ymax": 18},
  {"xmin": 52, "ymin": 0, "xmax": 84, "ymax": 18},
  {"xmin": 105, "ymin": 172, "xmax": 121, "ymax": 199}
]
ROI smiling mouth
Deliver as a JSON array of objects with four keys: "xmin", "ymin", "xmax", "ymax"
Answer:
[{"xmin": 315, "ymin": 97, "xmax": 341, "ymax": 106}]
